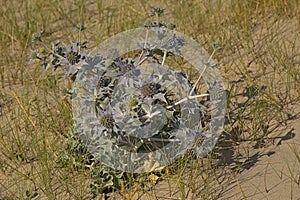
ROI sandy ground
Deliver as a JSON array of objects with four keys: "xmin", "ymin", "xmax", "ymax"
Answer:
[{"xmin": 221, "ymin": 104, "xmax": 300, "ymax": 200}]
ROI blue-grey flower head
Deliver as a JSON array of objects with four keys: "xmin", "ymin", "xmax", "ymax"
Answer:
[
  {"xmin": 111, "ymin": 58, "xmax": 136, "ymax": 75},
  {"xmin": 99, "ymin": 110, "xmax": 115, "ymax": 129},
  {"xmin": 62, "ymin": 42, "xmax": 86, "ymax": 65},
  {"xmin": 140, "ymin": 78, "xmax": 161, "ymax": 97},
  {"xmin": 141, "ymin": 82, "xmax": 161, "ymax": 97},
  {"xmin": 159, "ymin": 33, "xmax": 185, "ymax": 55},
  {"xmin": 149, "ymin": 7, "xmax": 165, "ymax": 17}
]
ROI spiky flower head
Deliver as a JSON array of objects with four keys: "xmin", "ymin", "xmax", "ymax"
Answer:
[
  {"xmin": 140, "ymin": 81, "xmax": 161, "ymax": 97},
  {"xmin": 109, "ymin": 58, "xmax": 136, "ymax": 76},
  {"xmin": 149, "ymin": 7, "xmax": 165, "ymax": 17},
  {"xmin": 100, "ymin": 113, "xmax": 115, "ymax": 129}
]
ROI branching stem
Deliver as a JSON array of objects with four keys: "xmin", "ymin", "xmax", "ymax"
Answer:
[
  {"xmin": 161, "ymin": 50, "xmax": 167, "ymax": 67},
  {"xmin": 167, "ymin": 93, "xmax": 209, "ymax": 109}
]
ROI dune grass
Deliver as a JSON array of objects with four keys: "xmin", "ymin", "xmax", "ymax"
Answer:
[{"xmin": 0, "ymin": 0, "xmax": 299, "ymax": 199}]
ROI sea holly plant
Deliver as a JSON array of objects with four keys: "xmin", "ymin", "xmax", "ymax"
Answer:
[
  {"xmin": 31, "ymin": 7, "xmax": 226, "ymax": 195},
  {"xmin": 76, "ymin": 26, "xmax": 226, "ymax": 173}
]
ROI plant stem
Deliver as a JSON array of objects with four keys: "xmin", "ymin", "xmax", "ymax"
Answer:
[
  {"xmin": 161, "ymin": 50, "xmax": 167, "ymax": 67},
  {"xmin": 189, "ymin": 65, "xmax": 207, "ymax": 96},
  {"xmin": 167, "ymin": 93, "xmax": 209, "ymax": 109},
  {"xmin": 189, "ymin": 49, "xmax": 215, "ymax": 96}
]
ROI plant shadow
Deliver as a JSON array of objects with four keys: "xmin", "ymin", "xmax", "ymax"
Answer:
[{"xmin": 216, "ymin": 127, "xmax": 296, "ymax": 173}]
